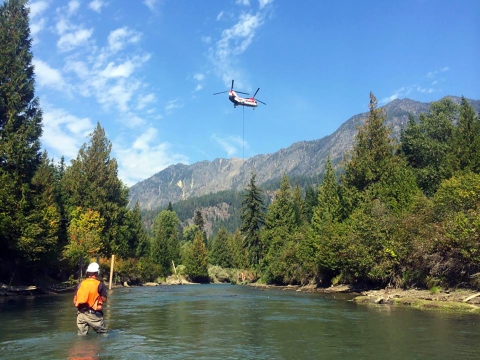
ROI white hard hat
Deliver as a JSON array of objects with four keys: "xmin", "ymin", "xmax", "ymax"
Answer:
[{"xmin": 86, "ymin": 262, "xmax": 100, "ymax": 273}]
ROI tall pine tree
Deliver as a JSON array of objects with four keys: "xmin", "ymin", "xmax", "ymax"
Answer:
[
  {"xmin": 240, "ymin": 173, "xmax": 266, "ymax": 267},
  {"xmin": 0, "ymin": 0, "xmax": 43, "ymax": 277},
  {"xmin": 62, "ymin": 123, "xmax": 130, "ymax": 257}
]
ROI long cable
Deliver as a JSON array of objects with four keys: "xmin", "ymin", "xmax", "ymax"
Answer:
[{"xmin": 242, "ymin": 105, "xmax": 245, "ymax": 161}]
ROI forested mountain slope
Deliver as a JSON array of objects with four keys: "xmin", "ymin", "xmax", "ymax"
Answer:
[{"xmin": 129, "ymin": 96, "xmax": 480, "ymax": 211}]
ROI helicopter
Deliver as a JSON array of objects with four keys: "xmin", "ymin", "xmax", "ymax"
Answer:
[{"xmin": 214, "ymin": 80, "xmax": 266, "ymax": 109}]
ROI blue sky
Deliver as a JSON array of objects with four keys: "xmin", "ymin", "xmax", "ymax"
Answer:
[{"xmin": 27, "ymin": 0, "xmax": 479, "ymax": 186}]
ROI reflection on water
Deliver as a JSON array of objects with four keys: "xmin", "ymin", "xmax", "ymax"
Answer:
[{"xmin": 1, "ymin": 284, "xmax": 480, "ymax": 359}]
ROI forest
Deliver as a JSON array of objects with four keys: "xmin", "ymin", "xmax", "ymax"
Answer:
[{"xmin": 1, "ymin": 0, "xmax": 480, "ymax": 291}]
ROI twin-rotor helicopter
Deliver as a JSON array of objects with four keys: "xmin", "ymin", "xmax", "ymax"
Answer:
[{"xmin": 214, "ymin": 80, "xmax": 266, "ymax": 109}]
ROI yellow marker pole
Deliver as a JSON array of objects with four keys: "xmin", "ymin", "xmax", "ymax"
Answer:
[{"xmin": 109, "ymin": 255, "xmax": 115, "ymax": 290}]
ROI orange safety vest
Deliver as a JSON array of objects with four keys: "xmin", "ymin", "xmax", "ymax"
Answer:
[{"xmin": 74, "ymin": 278, "xmax": 103, "ymax": 311}]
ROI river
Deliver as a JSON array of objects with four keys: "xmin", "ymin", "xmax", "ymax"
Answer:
[{"xmin": 1, "ymin": 284, "xmax": 479, "ymax": 359}]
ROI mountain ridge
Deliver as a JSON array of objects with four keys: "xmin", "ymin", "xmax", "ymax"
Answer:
[{"xmin": 129, "ymin": 96, "xmax": 480, "ymax": 211}]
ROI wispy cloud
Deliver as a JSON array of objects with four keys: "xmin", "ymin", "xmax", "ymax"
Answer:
[
  {"xmin": 107, "ymin": 27, "xmax": 141, "ymax": 53},
  {"xmin": 165, "ymin": 99, "xmax": 184, "ymax": 114},
  {"xmin": 211, "ymin": 134, "xmax": 247, "ymax": 157},
  {"xmin": 209, "ymin": 1, "xmax": 274, "ymax": 87},
  {"xmin": 33, "ymin": 59, "xmax": 68, "ymax": 91},
  {"xmin": 259, "ymin": 0, "xmax": 274, "ymax": 9},
  {"xmin": 88, "ymin": 0, "xmax": 108, "ymax": 13},
  {"xmin": 193, "ymin": 73, "xmax": 206, "ymax": 92},
  {"xmin": 28, "ymin": 1, "xmax": 50, "ymax": 38},
  {"xmin": 42, "ymin": 107, "xmax": 94, "ymax": 159},
  {"xmin": 427, "ymin": 67, "xmax": 449, "ymax": 79},
  {"xmin": 57, "ymin": 28, "xmax": 94, "ymax": 52},
  {"xmin": 115, "ymin": 127, "xmax": 189, "ymax": 185},
  {"xmin": 381, "ymin": 67, "xmax": 450, "ymax": 103},
  {"xmin": 143, "ymin": 0, "xmax": 159, "ymax": 12}
]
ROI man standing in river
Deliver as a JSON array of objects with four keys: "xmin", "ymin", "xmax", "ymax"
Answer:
[{"xmin": 73, "ymin": 262, "xmax": 108, "ymax": 335}]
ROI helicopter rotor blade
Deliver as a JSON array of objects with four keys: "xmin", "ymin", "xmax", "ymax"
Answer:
[
  {"xmin": 256, "ymin": 99, "xmax": 266, "ymax": 105},
  {"xmin": 253, "ymin": 88, "xmax": 260, "ymax": 98},
  {"xmin": 236, "ymin": 91, "xmax": 249, "ymax": 95},
  {"xmin": 213, "ymin": 90, "xmax": 229, "ymax": 95},
  {"xmin": 231, "ymin": 79, "xmax": 234, "ymax": 90}
]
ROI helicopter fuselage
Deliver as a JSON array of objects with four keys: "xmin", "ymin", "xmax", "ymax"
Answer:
[{"xmin": 229, "ymin": 90, "xmax": 258, "ymax": 108}]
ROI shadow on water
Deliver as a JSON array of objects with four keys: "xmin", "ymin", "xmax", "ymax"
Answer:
[{"xmin": 1, "ymin": 284, "xmax": 480, "ymax": 359}]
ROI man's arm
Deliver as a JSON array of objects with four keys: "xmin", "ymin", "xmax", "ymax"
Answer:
[{"xmin": 98, "ymin": 281, "xmax": 107, "ymax": 303}]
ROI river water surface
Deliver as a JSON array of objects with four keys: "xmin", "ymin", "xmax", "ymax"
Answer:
[{"xmin": 1, "ymin": 284, "xmax": 480, "ymax": 359}]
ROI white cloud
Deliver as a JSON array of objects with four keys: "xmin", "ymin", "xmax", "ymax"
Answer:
[
  {"xmin": 115, "ymin": 127, "xmax": 189, "ymax": 186},
  {"xmin": 165, "ymin": 99, "xmax": 184, "ymax": 114},
  {"xmin": 100, "ymin": 61, "xmax": 136, "ymax": 78},
  {"xmin": 64, "ymin": 60, "xmax": 90, "ymax": 79},
  {"xmin": 416, "ymin": 86, "xmax": 434, "ymax": 94},
  {"xmin": 107, "ymin": 27, "xmax": 141, "ymax": 53},
  {"xmin": 143, "ymin": 0, "xmax": 158, "ymax": 12},
  {"xmin": 427, "ymin": 67, "xmax": 450, "ymax": 78},
  {"xmin": 259, "ymin": 0, "xmax": 273, "ymax": 9},
  {"xmin": 29, "ymin": 1, "xmax": 50, "ymax": 19},
  {"xmin": 194, "ymin": 73, "xmax": 205, "ymax": 81},
  {"xmin": 30, "ymin": 17, "xmax": 47, "ymax": 37},
  {"xmin": 212, "ymin": 12, "xmax": 265, "ymax": 85},
  {"xmin": 57, "ymin": 28, "xmax": 93, "ymax": 52},
  {"xmin": 236, "ymin": 0, "xmax": 250, "ymax": 6},
  {"xmin": 193, "ymin": 73, "xmax": 206, "ymax": 92},
  {"xmin": 89, "ymin": 0, "xmax": 107, "ymax": 13},
  {"xmin": 42, "ymin": 107, "xmax": 94, "ymax": 159},
  {"xmin": 136, "ymin": 93, "xmax": 156, "ymax": 110},
  {"xmin": 29, "ymin": 1, "xmax": 50, "ymax": 38},
  {"xmin": 33, "ymin": 59, "xmax": 67, "ymax": 90},
  {"xmin": 67, "ymin": 0, "xmax": 80, "ymax": 15},
  {"xmin": 95, "ymin": 78, "xmax": 141, "ymax": 112},
  {"xmin": 217, "ymin": 11, "xmax": 224, "ymax": 21},
  {"xmin": 211, "ymin": 134, "xmax": 246, "ymax": 157}
]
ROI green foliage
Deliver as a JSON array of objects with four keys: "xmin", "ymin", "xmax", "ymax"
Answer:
[
  {"xmin": 452, "ymin": 97, "xmax": 480, "ymax": 173},
  {"xmin": 63, "ymin": 207, "xmax": 104, "ymax": 266},
  {"xmin": 240, "ymin": 173, "xmax": 266, "ymax": 266},
  {"xmin": 150, "ymin": 209, "xmax": 180, "ymax": 276},
  {"xmin": 62, "ymin": 123, "xmax": 130, "ymax": 257},
  {"xmin": 0, "ymin": 0, "xmax": 43, "ymax": 271},
  {"xmin": 400, "ymin": 98, "xmax": 458, "ymax": 196},
  {"xmin": 18, "ymin": 152, "xmax": 61, "ymax": 263},
  {"xmin": 183, "ymin": 231, "xmax": 209, "ymax": 282},
  {"xmin": 209, "ymin": 226, "xmax": 233, "ymax": 268},
  {"xmin": 113, "ymin": 257, "xmax": 162, "ymax": 284},
  {"xmin": 433, "ymin": 172, "xmax": 480, "ymax": 220},
  {"xmin": 228, "ymin": 229, "xmax": 248, "ymax": 269}
]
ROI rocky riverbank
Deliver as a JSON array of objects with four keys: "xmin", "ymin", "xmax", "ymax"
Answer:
[{"xmin": 249, "ymin": 283, "xmax": 480, "ymax": 315}]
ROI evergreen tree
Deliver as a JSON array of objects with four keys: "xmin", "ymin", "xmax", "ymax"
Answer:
[
  {"xmin": 292, "ymin": 184, "xmax": 306, "ymax": 226},
  {"xmin": 184, "ymin": 230, "xmax": 209, "ymax": 283},
  {"xmin": 151, "ymin": 209, "xmax": 180, "ymax": 276},
  {"xmin": 0, "ymin": 0, "xmax": 43, "ymax": 272},
  {"xmin": 193, "ymin": 209, "xmax": 205, "ymax": 231},
  {"xmin": 304, "ymin": 185, "xmax": 318, "ymax": 223},
  {"xmin": 209, "ymin": 226, "xmax": 233, "ymax": 268},
  {"xmin": 343, "ymin": 93, "xmax": 395, "ymax": 193},
  {"xmin": 129, "ymin": 202, "xmax": 150, "ymax": 258},
  {"xmin": 19, "ymin": 152, "xmax": 61, "ymax": 265},
  {"xmin": 240, "ymin": 173, "xmax": 266, "ymax": 267},
  {"xmin": 62, "ymin": 123, "xmax": 130, "ymax": 256},
  {"xmin": 312, "ymin": 157, "xmax": 341, "ymax": 232},
  {"xmin": 261, "ymin": 174, "xmax": 297, "ymax": 284},
  {"xmin": 343, "ymin": 92, "xmax": 418, "ymax": 212},
  {"xmin": 400, "ymin": 98, "xmax": 458, "ymax": 196},
  {"xmin": 229, "ymin": 229, "xmax": 247, "ymax": 269},
  {"xmin": 452, "ymin": 97, "xmax": 480, "ymax": 173}
]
